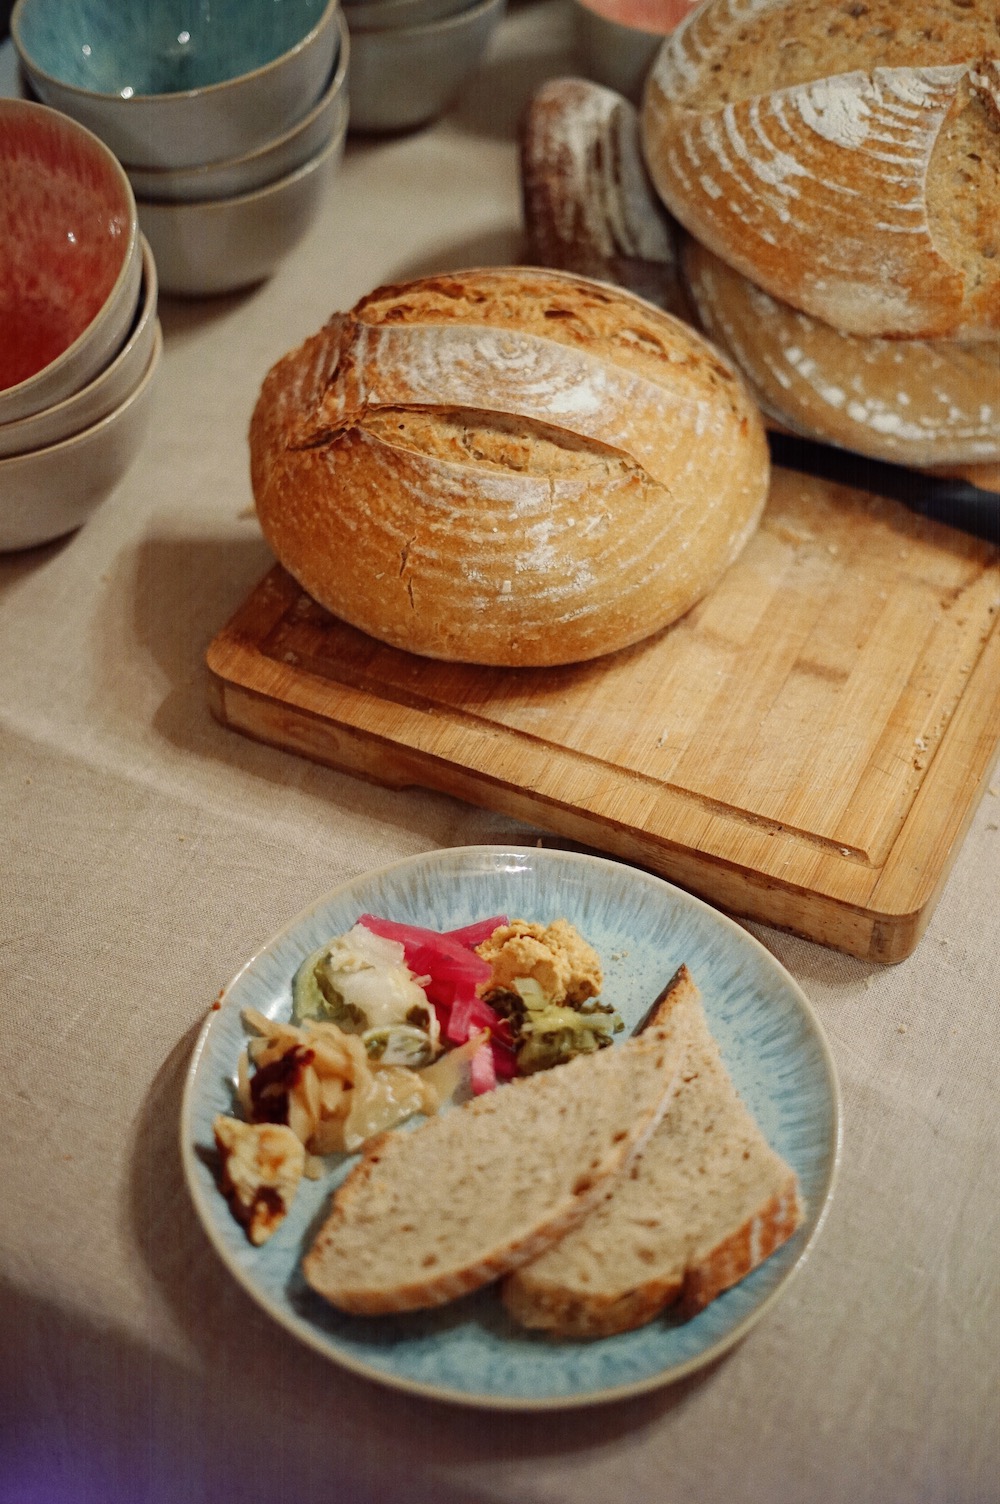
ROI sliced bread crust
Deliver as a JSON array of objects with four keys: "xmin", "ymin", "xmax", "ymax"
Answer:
[
  {"xmin": 501, "ymin": 966, "xmax": 804, "ymax": 1337},
  {"xmin": 302, "ymin": 1022, "xmax": 688, "ymax": 1315}
]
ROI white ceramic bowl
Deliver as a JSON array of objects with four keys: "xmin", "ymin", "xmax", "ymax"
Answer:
[
  {"xmin": 347, "ymin": 0, "xmax": 506, "ymax": 133},
  {"xmin": 0, "ymin": 97, "xmax": 143, "ymax": 426},
  {"xmin": 125, "ymin": 11, "xmax": 349, "ymax": 203},
  {"xmin": 11, "ymin": 0, "xmax": 341, "ymax": 170},
  {"xmin": 136, "ymin": 115, "xmax": 348, "ymax": 296},
  {"xmin": 0, "ymin": 323, "xmax": 162, "ymax": 551},
  {"xmin": 0, "ymin": 236, "xmax": 158, "ymax": 460}
]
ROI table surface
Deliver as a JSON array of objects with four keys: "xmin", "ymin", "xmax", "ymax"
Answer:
[{"xmin": 2, "ymin": 9, "xmax": 998, "ymax": 1502}]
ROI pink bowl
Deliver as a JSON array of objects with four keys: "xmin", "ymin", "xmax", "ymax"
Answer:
[{"xmin": 0, "ymin": 98, "xmax": 141, "ymax": 422}]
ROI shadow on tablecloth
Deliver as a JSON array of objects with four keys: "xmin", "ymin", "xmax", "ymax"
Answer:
[{"xmin": 37, "ymin": 1015, "xmax": 729, "ymax": 1502}]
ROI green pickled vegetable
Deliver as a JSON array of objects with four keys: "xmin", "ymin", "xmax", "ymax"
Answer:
[
  {"xmin": 362, "ymin": 1025, "xmax": 437, "ymax": 1068},
  {"xmin": 486, "ymin": 975, "xmax": 623, "ymax": 1074},
  {"xmin": 292, "ymin": 945, "xmax": 365, "ymax": 1029}
]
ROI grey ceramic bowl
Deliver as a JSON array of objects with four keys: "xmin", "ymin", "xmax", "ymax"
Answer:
[
  {"xmin": 347, "ymin": 0, "xmax": 506, "ymax": 133},
  {"xmin": 135, "ymin": 117, "xmax": 348, "ymax": 296},
  {"xmin": 11, "ymin": 0, "xmax": 341, "ymax": 169},
  {"xmin": 0, "ymin": 322, "xmax": 162, "ymax": 551},
  {"xmin": 0, "ymin": 235, "xmax": 158, "ymax": 459},
  {"xmin": 125, "ymin": 11, "xmax": 349, "ymax": 202}
]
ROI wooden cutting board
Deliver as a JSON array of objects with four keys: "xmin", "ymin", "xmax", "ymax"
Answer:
[{"xmin": 206, "ymin": 466, "xmax": 1000, "ymax": 963}]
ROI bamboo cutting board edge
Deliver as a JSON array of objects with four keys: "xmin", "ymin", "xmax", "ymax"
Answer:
[{"xmin": 205, "ymin": 593, "xmax": 1000, "ymax": 964}]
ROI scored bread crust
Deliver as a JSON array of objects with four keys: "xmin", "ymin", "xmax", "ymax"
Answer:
[
  {"xmin": 681, "ymin": 237, "xmax": 1000, "ymax": 468},
  {"xmin": 249, "ymin": 266, "xmax": 769, "ymax": 668},
  {"xmin": 302, "ymin": 1022, "xmax": 688, "ymax": 1315},
  {"xmin": 640, "ymin": 0, "xmax": 1000, "ymax": 339},
  {"xmin": 501, "ymin": 966, "xmax": 804, "ymax": 1338}
]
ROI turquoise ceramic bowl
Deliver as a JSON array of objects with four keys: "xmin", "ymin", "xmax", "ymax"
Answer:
[
  {"xmin": 126, "ymin": 10, "xmax": 349, "ymax": 202},
  {"xmin": 11, "ymin": 0, "xmax": 341, "ymax": 168}
]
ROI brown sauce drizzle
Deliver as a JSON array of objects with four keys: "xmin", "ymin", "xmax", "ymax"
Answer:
[{"xmin": 249, "ymin": 1045, "xmax": 316, "ymax": 1124}]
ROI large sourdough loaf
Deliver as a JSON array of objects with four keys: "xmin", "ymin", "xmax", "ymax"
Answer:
[
  {"xmin": 249, "ymin": 267, "xmax": 769, "ymax": 667},
  {"xmin": 302, "ymin": 1021, "xmax": 687, "ymax": 1315},
  {"xmin": 682, "ymin": 237, "xmax": 1000, "ymax": 469},
  {"xmin": 640, "ymin": 0, "xmax": 1000, "ymax": 339},
  {"xmin": 502, "ymin": 966, "xmax": 803, "ymax": 1337}
]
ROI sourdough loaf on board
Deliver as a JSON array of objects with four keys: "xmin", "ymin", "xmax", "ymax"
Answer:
[
  {"xmin": 520, "ymin": 77, "xmax": 689, "ymax": 318},
  {"xmin": 302, "ymin": 1019, "xmax": 688, "ymax": 1315},
  {"xmin": 682, "ymin": 237, "xmax": 1000, "ymax": 469},
  {"xmin": 249, "ymin": 267, "xmax": 769, "ymax": 667},
  {"xmin": 640, "ymin": 0, "xmax": 1000, "ymax": 339},
  {"xmin": 502, "ymin": 966, "xmax": 804, "ymax": 1337}
]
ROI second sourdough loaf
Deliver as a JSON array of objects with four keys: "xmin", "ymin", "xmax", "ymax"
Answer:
[
  {"xmin": 518, "ymin": 73, "xmax": 1000, "ymax": 479},
  {"xmin": 520, "ymin": 77, "xmax": 689, "ymax": 318},
  {"xmin": 249, "ymin": 267, "xmax": 769, "ymax": 667},
  {"xmin": 640, "ymin": 0, "xmax": 1000, "ymax": 340}
]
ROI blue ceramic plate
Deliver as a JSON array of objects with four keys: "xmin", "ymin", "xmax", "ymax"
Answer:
[{"xmin": 181, "ymin": 846, "xmax": 841, "ymax": 1409}]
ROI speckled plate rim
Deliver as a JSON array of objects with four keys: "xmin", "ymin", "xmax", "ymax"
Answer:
[{"xmin": 180, "ymin": 845, "xmax": 842, "ymax": 1411}]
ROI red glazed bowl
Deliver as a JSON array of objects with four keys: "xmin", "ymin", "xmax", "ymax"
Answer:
[{"xmin": 0, "ymin": 98, "xmax": 142, "ymax": 424}]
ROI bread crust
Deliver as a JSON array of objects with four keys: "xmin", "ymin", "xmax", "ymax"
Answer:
[
  {"xmin": 503, "ymin": 1173, "xmax": 802, "ymax": 1336},
  {"xmin": 681, "ymin": 236, "xmax": 1000, "ymax": 468},
  {"xmin": 640, "ymin": 0, "xmax": 1000, "ymax": 339},
  {"xmin": 249, "ymin": 266, "xmax": 769, "ymax": 667},
  {"xmin": 677, "ymin": 1180, "xmax": 803, "ymax": 1317}
]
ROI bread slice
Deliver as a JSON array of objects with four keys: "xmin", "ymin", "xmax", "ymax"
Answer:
[
  {"xmin": 302, "ymin": 1022, "xmax": 689, "ymax": 1314},
  {"xmin": 501, "ymin": 966, "xmax": 803, "ymax": 1337}
]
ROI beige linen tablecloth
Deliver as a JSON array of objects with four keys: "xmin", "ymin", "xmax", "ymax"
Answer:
[{"xmin": 1, "ymin": 7, "xmax": 998, "ymax": 1501}]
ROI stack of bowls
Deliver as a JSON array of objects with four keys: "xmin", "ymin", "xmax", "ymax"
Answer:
[
  {"xmin": 344, "ymin": 0, "xmax": 505, "ymax": 133},
  {"xmin": 0, "ymin": 99, "xmax": 160, "ymax": 551},
  {"xmin": 11, "ymin": 0, "xmax": 349, "ymax": 297}
]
